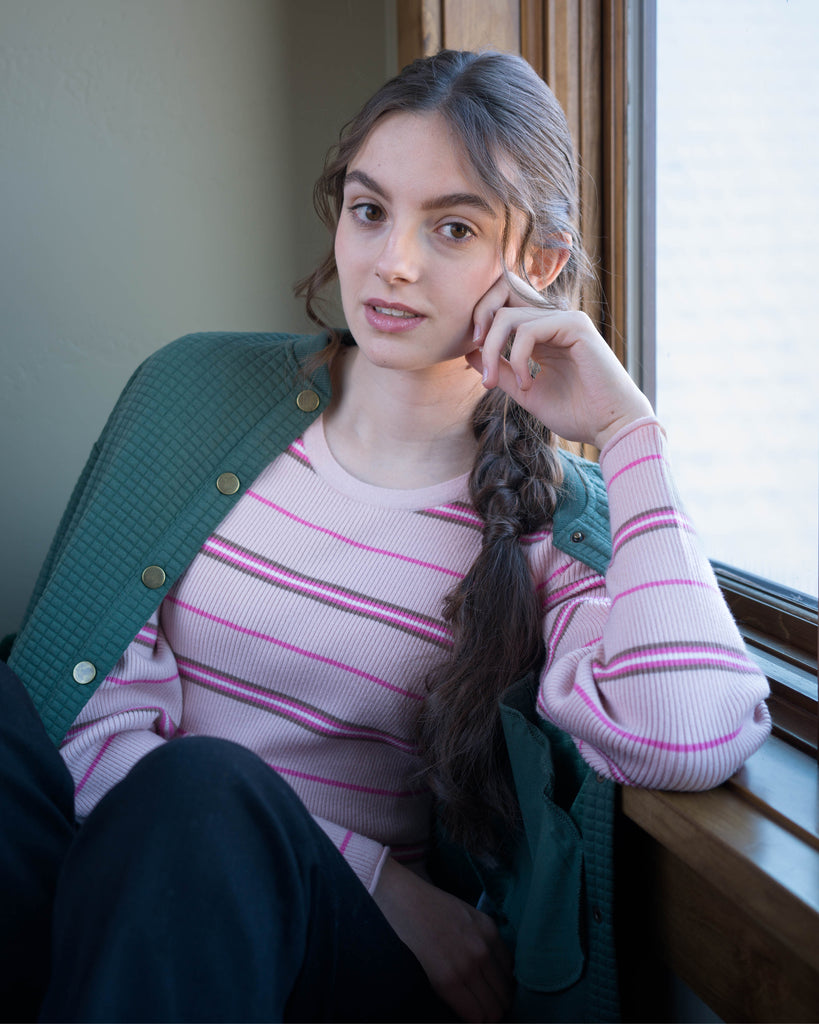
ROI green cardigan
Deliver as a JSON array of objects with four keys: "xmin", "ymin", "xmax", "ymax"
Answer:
[
  {"xmin": 8, "ymin": 331, "xmax": 619, "ymax": 1021},
  {"xmin": 10, "ymin": 330, "xmax": 612, "ymax": 744}
]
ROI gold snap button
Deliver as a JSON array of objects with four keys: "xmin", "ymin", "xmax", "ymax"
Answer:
[
  {"xmin": 141, "ymin": 565, "xmax": 167, "ymax": 589},
  {"xmin": 73, "ymin": 661, "xmax": 97, "ymax": 685},
  {"xmin": 296, "ymin": 389, "xmax": 320, "ymax": 413},
  {"xmin": 571, "ymin": 531, "xmax": 585, "ymax": 543},
  {"xmin": 216, "ymin": 472, "xmax": 240, "ymax": 495}
]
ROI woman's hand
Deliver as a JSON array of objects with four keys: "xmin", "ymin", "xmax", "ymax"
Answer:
[
  {"xmin": 373, "ymin": 857, "xmax": 514, "ymax": 1023},
  {"xmin": 469, "ymin": 274, "xmax": 653, "ymax": 450}
]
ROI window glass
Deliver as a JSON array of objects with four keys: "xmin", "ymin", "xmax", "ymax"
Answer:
[{"xmin": 655, "ymin": 0, "xmax": 818, "ymax": 600}]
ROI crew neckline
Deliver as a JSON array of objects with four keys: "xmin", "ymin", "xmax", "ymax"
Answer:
[{"xmin": 302, "ymin": 416, "xmax": 471, "ymax": 511}]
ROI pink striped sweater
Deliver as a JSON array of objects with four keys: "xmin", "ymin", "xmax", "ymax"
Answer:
[{"xmin": 60, "ymin": 416, "xmax": 771, "ymax": 892}]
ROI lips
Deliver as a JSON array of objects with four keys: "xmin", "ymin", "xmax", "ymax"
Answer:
[
  {"xmin": 372, "ymin": 305, "xmax": 416, "ymax": 319},
  {"xmin": 363, "ymin": 299, "xmax": 426, "ymax": 333}
]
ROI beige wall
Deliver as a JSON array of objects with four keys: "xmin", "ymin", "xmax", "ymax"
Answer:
[{"xmin": 0, "ymin": 0, "xmax": 396, "ymax": 632}]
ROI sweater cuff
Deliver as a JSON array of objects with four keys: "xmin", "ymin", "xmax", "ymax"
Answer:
[
  {"xmin": 597, "ymin": 413, "xmax": 667, "ymax": 466},
  {"xmin": 313, "ymin": 815, "xmax": 391, "ymax": 895},
  {"xmin": 598, "ymin": 416, "xmax": 667, "ymax": 483}
]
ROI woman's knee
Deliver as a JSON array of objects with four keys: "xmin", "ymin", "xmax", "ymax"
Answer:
[
  {"xmin": 124, "ymin": 735, "xmax": 276, "ymax": 798},
  {"xmin": 88, "ymin": 736, "xmax": 312, "ymax": 854}
]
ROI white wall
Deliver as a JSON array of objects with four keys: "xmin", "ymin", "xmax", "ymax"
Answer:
[{"xmin": 0, "ymin": 0, "xmax": 396, "ymax": 632}]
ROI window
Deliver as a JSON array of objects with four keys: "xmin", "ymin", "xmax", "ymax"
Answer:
[
  {"xmin": 397, "ymin": 0, "xmax": 818, "ymax": 748},
  {"xmin": 650, "ymin": 0, "xmax": 819, "ymax": 748},
  {"xmin": 654, "ymin": 0, "xmax": 818, "ymax": 601}
]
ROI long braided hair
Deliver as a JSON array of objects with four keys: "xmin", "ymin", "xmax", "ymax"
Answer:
[{"xmin": 296, "ymin": 50, "xmax": 591, "ymax": 857}]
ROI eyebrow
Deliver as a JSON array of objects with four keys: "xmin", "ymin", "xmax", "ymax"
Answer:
[{"xmin": 343, "ymin": 169, "xmax": 497, "ymax": 218}]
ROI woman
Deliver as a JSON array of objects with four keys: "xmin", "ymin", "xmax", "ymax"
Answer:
[{"xmin": 3, "ymin": 50, "xmax": 770, "ymax": 1023}]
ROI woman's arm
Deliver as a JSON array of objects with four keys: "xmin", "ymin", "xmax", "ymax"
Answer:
[
  {"xmin": 60, "ymin": 611, "xmax": 183, "ymax": 816},
  {"xmin": 471, "ymin": 279, "xmax": 770, "ymax": 785},
  {"xmin": 61, "ymin": 612, "xmax": 403, "ymax": 894},
  {"xmin": 532, "ymin": 418, "xmax": 770, "ymax": 787},
  {"xmin": 373, "ymin": 856, "xmax": 513, "ymax": 1023}
]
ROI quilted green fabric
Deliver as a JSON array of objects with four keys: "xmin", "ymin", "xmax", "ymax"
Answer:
[{"xmin": 9, "ymin": 330, "xmax": 611, "ymax": 745}]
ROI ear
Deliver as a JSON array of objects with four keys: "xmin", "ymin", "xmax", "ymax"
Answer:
[{"xmin": 524, "ymin": 233, "xmax": 572, "ymax": 292}]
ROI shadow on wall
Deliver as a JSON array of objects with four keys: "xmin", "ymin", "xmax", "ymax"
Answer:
[{"xmin": 0, "ymin": 0, "xmax": 394, "ymax": 633}]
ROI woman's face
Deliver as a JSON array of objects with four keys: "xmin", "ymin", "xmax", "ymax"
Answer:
[{"xmin": 334, "ymin": 111, "xmax": 506, "ymax": 375}]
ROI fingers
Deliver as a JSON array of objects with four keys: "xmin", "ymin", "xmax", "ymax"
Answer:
[
  {"xmin": 373, "ymin": 860, "xmax": 513, "ymax": 1023},
  {"xmin": 471, "ymin": 272, "xmax": 547, "ymax": 352},
  {"xmin": 440, "ymin": 911, "xmax": 514, "ymax": 1023},
  {"xmin": 474, "ymin": 306, "xmax": 566, "ymax": 392}
]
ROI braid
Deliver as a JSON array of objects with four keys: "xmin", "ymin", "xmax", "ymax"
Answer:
[
  {"xmin": 417, "ymin": 389, "xmax": 563, "ymax": 858},
  {"xmin": 295, "ymin": 49, "xmax": 590, "ymax": 859}
]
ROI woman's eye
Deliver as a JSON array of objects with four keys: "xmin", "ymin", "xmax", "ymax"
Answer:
[
  {"xmin": 441, "ymin": 222, "xmax": 474, "ymax": 241},
  {"xmin": 350, "ymin": 202, "xmax": 383, "ymax": 224}
]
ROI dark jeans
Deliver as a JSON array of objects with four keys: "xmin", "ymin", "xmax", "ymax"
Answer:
[{"xmin": 0, "ymin": 661, "xmax": 450, "ymax": 1023}]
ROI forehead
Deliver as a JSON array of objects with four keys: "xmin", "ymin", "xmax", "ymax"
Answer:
[{"xmin": 347, "ymin": 110, "xmax": 493, "ymax": 203}]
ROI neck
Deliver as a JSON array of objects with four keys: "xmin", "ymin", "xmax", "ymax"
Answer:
[{"xmin": 322, "ymin": 347, "xmax": 484, "ymax": 488}]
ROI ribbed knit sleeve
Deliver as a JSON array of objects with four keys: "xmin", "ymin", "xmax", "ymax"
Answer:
[
  {"xmin": 532, "ymin": 418, "xmax": 771, "ymax": 788},
  {"xmin": 60, "ymin": 612, "xmax": 395, "ymax": 892},
  {"xmin": 60, "ymin": 613, "xmax": 181, "ymax": 817}
]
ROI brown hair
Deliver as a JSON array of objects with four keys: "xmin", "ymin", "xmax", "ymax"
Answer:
[{"xmin": 297, "ymin": 50, "xmax": 591, "ymax": 857}]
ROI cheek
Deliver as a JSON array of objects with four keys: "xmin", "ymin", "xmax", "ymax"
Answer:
[
  {"xmin": 450, "ymin": 257, "xmax": 502, "ymax": 309},
  {"xmin": 333, "ymin": 228, "xmax": 346, "ymax": 277},
  {"xmin": 333, "ymin": 229, "xmax": 356, "ymax": 297}
]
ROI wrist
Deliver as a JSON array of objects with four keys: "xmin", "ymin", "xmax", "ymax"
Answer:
[{"xmin": 593, "ymin": 397, "xmax": 654, "ymax": 450}]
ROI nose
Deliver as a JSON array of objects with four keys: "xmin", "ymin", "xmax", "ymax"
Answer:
[{"xmin": 374, "ymin": 224, "xmax": 421, "ymax": 284}]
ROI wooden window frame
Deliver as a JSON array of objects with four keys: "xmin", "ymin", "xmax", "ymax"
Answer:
[
  {"xmin": 619, "ymin": 4, "xmax": 819, "ymax": 1018},
  {"xmin": 396, "ymin": 3, "xmax": 819, "ymax": 1019},
  {"xmin": 397, "ymin": 2, "xmax": 819, "ymax": 752}
]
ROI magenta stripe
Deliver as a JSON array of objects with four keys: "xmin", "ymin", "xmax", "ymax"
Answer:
[
  {"xmin": 612, "ymin": 511, "xmax": 690, "ymax": 552},
  {"xmin": 610, "ymin": 578, "xmax": 715, "ymax": 607},
  {"xmin": 286, "ymin": 440, "xmax": 311, "ymax": 465},
  {"xmin": 602, "ymin": 643, "xmax": 750, "ymax": 671},
  {"xmin": 156, "ymin": 709, "xmax": 175, "ymax": 739},
  {"xmin": 424, "ymin": 504, "xmax": 483, "ymax": 528},
  {"xmin": 542, "ymin": 573, "xmax": 605, "ymax": 611},
  {"xmin": 595, "ymin": 655, "xmax": 753, "ymax": 679},
  {"xmin": 64, "ymin": 705, "xmax": 173, "ymax": 740},
  {"xmin": 109, "ymin": 673, "xmax": 178, "ymax": 687},
  {"xmin": 179, "ymin": 660, "xmax": 417, "ymax": 752},
  {"xmin": 544, "ymin": 560, "xmax": 573, "ymax": 586},
  {"xmin": 166, "ymin": 595, "xmax": 422, "ymax": 701},
  {"xmin": 597, "ymin": 749, "xmax": 632, "ymax": 785},
  {"xmin": 74, "ymin": 735, "xmax": 115, "ymax": 796},
  {"xmin": 339, "ymin": 831, "xmax": 353, "ymax": 855},
  {"xmin": 536, "ymin": 560, "xmax": 574, "ymax": 594},
  {"xmin": 246, "ymin": 491, "xmax": 464, "ymax": 579},
  {"xmin": 520, "ymin": 528, "xmax": 551, "ymax": 546},
  {"xmin": 570, "ymin": 683, "xmax": 742, "ymax": 752},
  {"xmin": 204, "ymin": 537, "xmax": 451, "ymax": 646},
  {"xmin": 270, "ymin": 762, "xmax": 421, "ymax": 799},
  {"xmin": 607, "ymin": 452, "xmax": 664, "ymax": 486},
  {"xmin": 594, "ymin": 651, "xmax": 754, "ymax": 681},
  {"xmin": 545, "ymin": 599, "xmax": 602, "ymax": 671},
  {"xmin": 133, "ymin": 624, "xmax": 158, "ymax": 648},
  {"xmin": 545, "ymin": 600, "xmax": 582, "ymax": 668}
]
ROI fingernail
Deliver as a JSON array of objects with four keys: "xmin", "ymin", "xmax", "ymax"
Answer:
[
  {"xmin": 473, "ymin": 323, "xmax": 482, "ymax": 343},
  {"xmin": 482, "ymin": 367, "xmax": 489, "ymax": 386},
  {"xmin": 515, "ymin": 373, "xmax": 524, "ymax": 389}
]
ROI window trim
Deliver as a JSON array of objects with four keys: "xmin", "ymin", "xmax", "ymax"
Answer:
[
  {"xmin": 626, "ymin": 0, "xmax": 656, "ymax": 404},
  {"xmin": 634, "ymin": 0, "xmax": 818, "ymax": 749},
  {"xmin": 713, "ymin": 561, "xmax": 818, "ymax": 754},
  {"xmin": 620, "ymin": 738, "xmax": 819, "ymax": 1023}
]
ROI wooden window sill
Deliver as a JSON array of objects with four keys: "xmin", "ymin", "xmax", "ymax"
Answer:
[{"xmin": 619, "ymin": 736, "xmax": 819, "ymax": 1021}]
